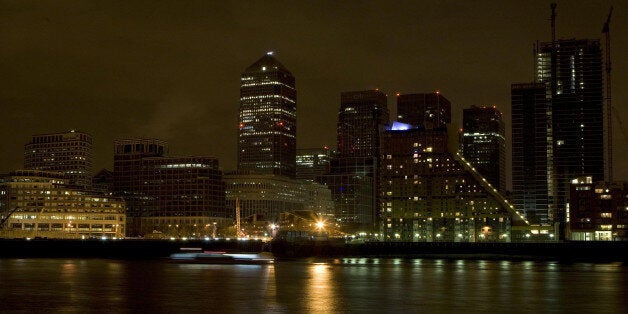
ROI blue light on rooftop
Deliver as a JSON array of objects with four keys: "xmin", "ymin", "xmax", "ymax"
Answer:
[{"xmin": 389, "ymin": 121, "xmax": 414, "ymax": 131}]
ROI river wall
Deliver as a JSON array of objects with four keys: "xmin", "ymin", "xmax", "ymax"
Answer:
[{"xmin": 1, "ymin": 238, "xmax": 625, "ymax": 262}]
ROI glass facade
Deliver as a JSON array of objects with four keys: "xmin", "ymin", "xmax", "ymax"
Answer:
[
  {"xmin": 324, "ymin": 90, "xmax": 388, "ymax": 231},
  {"xmin": 224, "ymin": 172, "xmax": 332, "ymax": 221},
  {"xmin": 536, "ymin": 39, "xmax": 604, "ymax": 232},
  {"xmin": 238, "ymin": 53, "xmax": 297, "ymax": 178},
  {"xmin": 511, "ymin": 83, "xmax": 552, "ymax": 225},
  {"xmin": 461, "ymin": 105, "xmax": 505, "ymax": 192},
  {"xmin": 318, "ymin": 157, "xmax": 376, "ymax": 229}
]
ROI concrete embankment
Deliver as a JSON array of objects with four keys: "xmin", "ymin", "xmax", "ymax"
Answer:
[
  {"xmin": 1, "ymin": 238, "xmax": 625, "ymax": 262},
  {"xmin": 0, "ymin": 238, "xmax": 265, "ymax": 258},
  {"xmin": 270, "ymin": 240, "xmax": 628, "ymax": 262}
]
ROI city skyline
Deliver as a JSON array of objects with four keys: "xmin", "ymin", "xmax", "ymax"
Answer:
[{"xmin": 1, "ymin": 1, "xmax": 627, "ymax": 188}]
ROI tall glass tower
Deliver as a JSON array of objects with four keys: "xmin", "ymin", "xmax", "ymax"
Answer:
[
  {"xmin": 511, "ymin": 83, "xmax": 552, "ymax": 225},
  {"xmin": 337, "ymin": 90, "xmax": 389, "ymax": 158},
  {"xmin": 536, "ymin": 39, "xmax": 604, "ymax": 230},
  {"xmin": 321, "ymin": 90, "xmax": 388, "ymax": 230},
  {"xmin": 238, "ymin": 52, "xmax": 297, "ymax": 178}
]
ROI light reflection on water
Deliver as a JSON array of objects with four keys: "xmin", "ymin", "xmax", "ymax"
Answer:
[{"xmin": 0, "ymin": 258, "xmax": 625, "ymax": 313}]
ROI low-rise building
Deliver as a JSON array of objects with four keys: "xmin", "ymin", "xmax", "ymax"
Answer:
[
  {"xmin": 224, "ymin": 172, "xmax": 334, "ymax": 223},
  {"xmin": 0, "ymin": 170, "xmax": 126, "ymax": 238},
  {"xmin": 568, "ymin": 177, "xmax": 627, "ymax": 241},
  {"xmin": 113, "ymin": 139, "xmax": 228, "ymax": 237}
]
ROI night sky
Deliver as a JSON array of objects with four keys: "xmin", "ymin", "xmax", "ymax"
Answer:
[{"xmin": 1, "ymin": 0, "xmax": 627, "ymax": 187}]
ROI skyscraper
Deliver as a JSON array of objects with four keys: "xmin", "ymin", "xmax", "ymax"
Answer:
[
  {"xmin": 536, "ymin": 39, "xmax": 605, "ymax": 230},
  {"xmin": 511, "ymin": 83, "xmax": 552, "ymax": 225},
  {"xmin": 461, "ymin": 105, "xmax": 505, "ymax": 192},
  {"xmin": 396, "ymin": 92, "xmax": 451, "ymax": 130},
  {"xmin": 322, "ymin": 90, "xmax": 389, "ymax": 231},
  {"xmin": 24, "ymin": 130, "xmax": 93, "ymax": 188},
  {"xmin": 337, "ymin": 90, "xmax": 388, "ymax": 158},
  {"xmin": 238, "ymin": 52, "xmax": 297, "ymax": 178}
]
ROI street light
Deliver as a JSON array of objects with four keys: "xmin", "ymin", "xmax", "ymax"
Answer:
[{"xmin": 316, "ymin": 221, "xmax": 324, "ymax": 230}]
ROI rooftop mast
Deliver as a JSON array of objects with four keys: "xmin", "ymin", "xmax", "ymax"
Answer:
[{"xmin": 603, "ymin": 7, "xmax": 613, "ymax": 183}]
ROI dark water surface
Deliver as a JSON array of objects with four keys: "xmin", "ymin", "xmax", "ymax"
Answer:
[{"xmin": 1, "ymin": 258, "xmax": 626, "ymax": 313}]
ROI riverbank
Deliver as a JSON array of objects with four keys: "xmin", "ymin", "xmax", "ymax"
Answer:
[
  {"xmin": 0, "ymin": 238, "xmax": 264, "ymax": 258},
  {"xmin": 1, "ymin": 238, "xmax": 625, "ymax": 262},
  {"xmin": 270, "ymin": 239, "xmax": 628, "ymax": 262}
]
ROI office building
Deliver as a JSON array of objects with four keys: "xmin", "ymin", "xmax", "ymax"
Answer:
[
  {"xmin": 24, "ymin": 130, "xmax": 93, "ymax": 188},
  {"xmin": 296, "ymin": 147, "xmax": 331, "ymax": 182},
  {"xmin": 322, "ymin": 90, "xmax": 388, "ymax": 231},
  {"xmin": 113, "ymin": 139, "xmax": 226, "ymax": 237},
  {"xmin": 461, "ymin": 105, "xmax": 505, "ymax": 192},
  {"xmin": 224, "ymin": 172, "xmax": 333, "ymax": 222},
  {"xmin": 0, "ymin": 170, "xmax": 126, "ymax": 238},
  {"xmin": 238, "ymin": 52, "xmax": 297, "ymax": 178},
  {"xmin": 569, "ymin": 177, "xmax": 627, "ymax": 241},
  {"xmin": 337, "ymin": 90, "xmax": 388, "ymax": 158},
  {"xmin": 511, "ymin": 83, "xmax": 552, "ymax": 225},
  {"xmin": 536, "ymin": 39, "xmax": 605, "ymax": 231},
  {"xmin": 379, "ymin": 122, "xmax": 527, "ymax": 242},
  {"xmin": 318, "ymin": 158, "xmax": 375, "ymax": 228},
  {"xmin": 396, "ymin": 92, "xmax": 451, "ymax": 130}
]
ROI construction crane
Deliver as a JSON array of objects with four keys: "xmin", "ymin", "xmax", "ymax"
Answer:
[
  {"xmin": 602, "ymin": 6, "xmax": 613, "ymax": 182},
  {"xmin": 235, "ymin": 197, "xmax": 243, "ymax": 238},
  {"xmin": 550, "ymin": 3, "xmax": 558, "ymax": 100},
  {"xmin": 0, "ymin": 207, "xmax": 20, "ymax": 229},
  {"xmin": 551, "ymin": 3, "xmax": 557, "ymax": 44}
]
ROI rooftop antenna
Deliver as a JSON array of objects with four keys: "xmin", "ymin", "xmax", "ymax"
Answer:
[
  {"xmin": 551, "ymin": 3, "xmax": 557, "ymax": 45},
  {"xmin": 603, "ymin": 7, "xmax": 613, "ymax": 182},
  {"xmin": 550, "ymin": 3, "xmax": 557, "ymax": 97}
]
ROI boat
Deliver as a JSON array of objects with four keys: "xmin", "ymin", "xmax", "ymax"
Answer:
[{"xmin": 170, "ymin": 248, "xmax": 274, "ymax": 264}]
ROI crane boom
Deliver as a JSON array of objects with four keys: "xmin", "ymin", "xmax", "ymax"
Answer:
[
  {"xmin": 0, "ymin": 207, "xmax": 20, "ymax": 229},
  {"xmin": 603, "ymin": 6, "xmax": 613, "ymax": 182}
]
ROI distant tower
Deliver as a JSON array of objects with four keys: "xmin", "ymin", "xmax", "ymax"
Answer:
[
  {"xmin": 24, "ymin": 130, "xmax": 93, "ymax": 188},
  {"xmin": 337, "ymin": 90, "xmax": 389, "ymax": 158},
  {"xmin": 238, "ymin": 52, "xmax": 297, "ymax": 178},
  {"xmin": 461, "ymin": 105, "xmax": 505, "ymax": 192},
  {"xmin": 296, "ymin": 147, "xmax": 331, "ymax": 182},
  {"xmin": 511, "ymin": 83, "xmax": 552, "ymax": 225},
  {"xmin": 396, "ymin": 92, "xmax": 451, "ymax": 130}
]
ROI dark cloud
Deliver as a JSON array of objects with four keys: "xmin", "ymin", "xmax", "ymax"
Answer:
[{"xmin": 1, "ymin": 0, "xmax": 626, "ymax": 186}]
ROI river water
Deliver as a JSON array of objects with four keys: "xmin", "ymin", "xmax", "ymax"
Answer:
[{"xmin": 0, "ymin": 258, "xmax": 625, "ymax": 313}]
